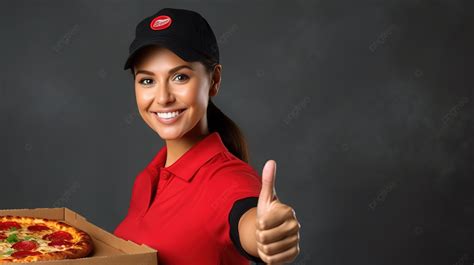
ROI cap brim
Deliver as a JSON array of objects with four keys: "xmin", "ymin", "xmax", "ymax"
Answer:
[{"xmin": 123, "ymin": 37, "xmax": 203, "ymax": 70}]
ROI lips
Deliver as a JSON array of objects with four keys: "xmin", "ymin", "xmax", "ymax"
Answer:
[{"xmin": 154, "ymin": 108, "xmax": 186, "ymax": 114}]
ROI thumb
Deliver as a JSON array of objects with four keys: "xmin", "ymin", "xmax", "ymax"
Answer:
[{"xmin": 258, "ymin": 160, "xmax": 278, "ymax": 208}]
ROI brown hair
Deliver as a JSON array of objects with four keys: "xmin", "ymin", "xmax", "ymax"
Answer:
[{"xmin": 129, "ymin": 46, "xmax": 250, "ymax": 163}]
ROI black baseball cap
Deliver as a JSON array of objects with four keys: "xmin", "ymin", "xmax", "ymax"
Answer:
[{"xmin": 123, "ymin": 8, "xmax": 220, "ymax": 70}]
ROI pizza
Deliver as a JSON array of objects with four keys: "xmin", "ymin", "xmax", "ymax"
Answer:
[{"xmin": 0, "ymin": 216, "xmax": 93, "ymax": 263}]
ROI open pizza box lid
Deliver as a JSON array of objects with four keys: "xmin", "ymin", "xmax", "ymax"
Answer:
[{"xmin": 0, "ymin": 208, "xmax": 158, "ymax": 265}]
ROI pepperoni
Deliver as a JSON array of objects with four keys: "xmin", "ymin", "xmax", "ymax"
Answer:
[
  {"xmin": 43, "ymin": 231, "xmax": 73, "ymax": 241},
  {"xmin": 0, "ymin": 221, "xmax": 21, "ymax": 231},
  {"xmin": 0, "ymin": 232, "xmax": 6, "ymax": 240},
  {"xmin": 12, "ymin": 241, "xmax": 38, "ymax": 251},
  {"xmin": 27, "ymin": 224, "xmax": 50, "ymax": 232},
  {"xmin": 11, "ymin": 250, "xmax": 41, "ymax": 259},
  {"xmin": 48, "ymin": 240, "xmax": 73, "ymax": 247}
]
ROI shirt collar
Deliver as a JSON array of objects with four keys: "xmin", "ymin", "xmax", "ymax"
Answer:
[{"xmin": 147, "ymin": 131, "xmax": 228, "ymax": 182}]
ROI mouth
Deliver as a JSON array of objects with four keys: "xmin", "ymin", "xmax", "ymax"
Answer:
[{"xmin": 151, "ymin": 108, "xmax": 187, "ymax": 124}]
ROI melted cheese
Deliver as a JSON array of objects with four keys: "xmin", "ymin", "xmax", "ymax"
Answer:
[{"xmin": 0, "ymin": 220, "xmax": 82, "ymax": 261}]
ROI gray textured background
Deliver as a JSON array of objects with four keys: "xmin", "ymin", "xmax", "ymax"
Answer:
[{"xmin": 0, "ymin": 1, "xmax": 472, "ymax": 264}]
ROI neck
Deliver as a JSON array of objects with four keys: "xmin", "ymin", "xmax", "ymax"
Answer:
[{"xmin": 164, "ymin": 117, "xmax": 209, "ymax": 168}]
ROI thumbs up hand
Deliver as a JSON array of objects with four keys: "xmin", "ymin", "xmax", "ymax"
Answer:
[{"xmin": 256, "ymin": 160, "xmax": 301, "ymax": 264}]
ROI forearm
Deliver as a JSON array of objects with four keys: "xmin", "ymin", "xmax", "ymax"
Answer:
[{"xmin": 238, "ymin": 207, "xmax": 259, "ymax": 258}]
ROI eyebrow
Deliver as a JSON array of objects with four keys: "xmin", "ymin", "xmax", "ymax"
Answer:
[{"xmin": 134, "ymin": 65, "xmax": 194, "ymax": 77}]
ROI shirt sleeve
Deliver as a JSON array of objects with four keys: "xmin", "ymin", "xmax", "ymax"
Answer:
[
  {"xmin": 204, "ymin": 161, "xmax": 264, "ymax": 262},
  {"xmin": 229, "ymin": 196, "xmax": 265, "ymax": 264}
]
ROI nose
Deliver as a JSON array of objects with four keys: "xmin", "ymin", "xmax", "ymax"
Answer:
[{"xmin": 154, "ymin": 82, "xmax": 175, "ymax": 106}]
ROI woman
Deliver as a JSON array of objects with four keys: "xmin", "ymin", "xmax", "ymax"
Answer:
[{"xmin": 114, "ymin": 7, "xmax": 301, "ymax": 265}]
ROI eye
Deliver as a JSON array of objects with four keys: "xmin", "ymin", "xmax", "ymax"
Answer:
[
  {"xmin": 173, "ymin": 74, "xmax": 189, "ymax": 82},
  {"xmin": 138, "ymin": 78, "xmax": 154, "ymax": 86}
]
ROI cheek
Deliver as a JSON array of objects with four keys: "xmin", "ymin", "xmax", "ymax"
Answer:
[
  {"xmin": 174, "ymin": 82, "xmax": 199, "ymax": 103},
  {"xmin": 135, "ymin": 86, "xmax": 154, "ymax": 108},
  {"xmin": 177, "ymin": 85, "xmax": 208, "ymax": 115}
]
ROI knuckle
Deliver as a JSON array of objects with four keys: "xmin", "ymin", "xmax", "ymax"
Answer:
[
  {"xmin": 259, "ymin": 234, "xmax": 269, "ymax": 244},
  {"xmin": 283, "ymin": 247, "xmax": 298, "ymax": 261},
  {"xmin": 287, "ymin": 254, "xmax": 297, "ymax": 263},
  {"xmin": 288, "ymin": 220, "xmax": 299, "ymax": 232},
  {"xmin": 292, "ymin": 234, "xmax": 299, "ymax": 244},
  {"xmin": 292, "ymin": 245, "xmax": 299, "ymax": 255},
  {"xmin": 256, "ymin": 230, "xmax": 264, "ymax": 242},
  {"xmin": 294, "ymin": 245, "xmax": 301, "ymax": 257},
  {"xmin": 285, "ymin": 207, "xmax": 293, "ymax": 217},
  {"xmin": 290, "ymin": 208, "xmax": 297, "ymax": 217},
  {"xmin": 266, "ymin": 256, "xmax": 275, "ymax": 264},
  {"xmin": 262, "ymin": 244, "xmax": 271, "ymax": 254},
  {"xmin": 259, "ymin": 252, "xmax": 270, "ymax": 263}
]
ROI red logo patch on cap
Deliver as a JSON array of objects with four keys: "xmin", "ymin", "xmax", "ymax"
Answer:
[{"xmin": 150, "ymin": 15, "xmax": 172, "ymax": 31}]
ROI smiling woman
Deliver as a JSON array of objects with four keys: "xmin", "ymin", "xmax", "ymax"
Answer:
[
  {"xmin": 114, "ymin": 7, "xmax": 300, "ymax": 265},
  {"xmin": 128, "ymin": 43, "xmax": 251, "ymax": 167}
]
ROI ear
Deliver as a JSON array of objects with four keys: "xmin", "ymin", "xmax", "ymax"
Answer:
[
  {"xmin": 209, "ymin": 80, "xmax": 218, "ymax": 97},
  {"xmin": 209, "ymin": 64, "xmax": 222, "ymax": 97}
]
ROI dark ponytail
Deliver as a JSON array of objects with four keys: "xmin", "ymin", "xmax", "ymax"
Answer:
[
  {"xmin": 207, "ymin": 99, "xmax": 249, "ymax": 163},
  {"xmin": 200, "ymin": 58, "xmax": 249, "ymax": 163}
]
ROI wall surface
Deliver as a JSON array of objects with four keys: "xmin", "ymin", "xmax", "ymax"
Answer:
[{"xmin": 0, "ymin": 1, "xmax": 472, "ymax": 264}]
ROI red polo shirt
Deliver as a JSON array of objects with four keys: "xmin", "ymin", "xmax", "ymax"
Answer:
[{"xmin": 113, "ymin": 132, "xmax": 264, "ymax": 264}]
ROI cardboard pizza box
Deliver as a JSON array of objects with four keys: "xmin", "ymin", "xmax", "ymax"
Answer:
[{"xmin": 0, "ymin": 208, "xmax": 158, "ymax": 265}]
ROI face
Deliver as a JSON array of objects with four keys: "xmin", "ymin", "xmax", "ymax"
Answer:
[{"xmin": 132, "ymin": 45, "xmax": 220, "ymax": 140}]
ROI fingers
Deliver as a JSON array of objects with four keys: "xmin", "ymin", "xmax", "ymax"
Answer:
[
  {"xmin": 258, "ymin": 244, "xmax": 300, "ymax": 265},
  {"xmin": 256, "ymin": 218, "xmax": 300, "ymax": 245},
  {"xmin": 257, "ymin": 233, "xmax": 299, "ymax": 256},
  {"xmin": 258, "ymin": 205, "xmax": 296, "ymax": 230}
]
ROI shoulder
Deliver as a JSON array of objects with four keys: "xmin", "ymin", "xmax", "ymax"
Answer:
[
  {"xmin": 202, "ymin": 151, "xmax": 262, "ymax": 189},
  {"xmin": 201, "ymin": 151, "xmax": 261, "ymax": 217}
]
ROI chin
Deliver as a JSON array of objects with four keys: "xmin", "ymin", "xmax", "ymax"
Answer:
[{"xmin": 155, "ymin": 127, "xmax": 185, "ymax": 140}]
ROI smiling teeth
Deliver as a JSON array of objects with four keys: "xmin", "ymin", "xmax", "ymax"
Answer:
[{"xmin": 156, "ymin": 110, "xmax": 183, "ymax": 119}]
